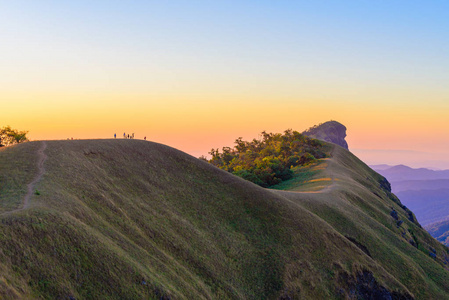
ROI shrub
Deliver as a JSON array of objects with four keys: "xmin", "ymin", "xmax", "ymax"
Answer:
[{"xmin": 204, "ymin": 129, "xmax": 328, "ymax": 187}]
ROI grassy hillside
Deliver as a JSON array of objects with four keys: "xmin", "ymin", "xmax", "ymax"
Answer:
[
  {"xmin": 1, "ymin": 140, "xmax": 449, "ymax": 299},
  {"xmin": 273, "ymin": 145, "xmax": 449, "ymax": 299}
]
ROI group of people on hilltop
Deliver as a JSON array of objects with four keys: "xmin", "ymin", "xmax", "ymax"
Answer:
[
  {"xmin": 124, "ymin": 132, "xmax": 135, "ymax": 139},
  {"xmin": 113, "ymin": 133, "xmax": 146, "ymax": 140}
]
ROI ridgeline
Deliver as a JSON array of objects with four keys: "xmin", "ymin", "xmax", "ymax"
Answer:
[{"xmin": 0, "ymin": 137, "xmax": 448, "ymax": 299}]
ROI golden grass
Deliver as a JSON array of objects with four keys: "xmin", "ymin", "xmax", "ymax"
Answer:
[{"xmin": 306, "ymin": 178, "xmax": 332, "ymax": 183}]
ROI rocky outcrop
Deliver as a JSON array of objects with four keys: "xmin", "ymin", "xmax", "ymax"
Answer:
[
  {"xmin": 337, "ymin": 270, "xmax": 414, "ymax": 299},
  {"xmin": 303, "ymin": 121, "xmax": 349, "ymax": 149}
]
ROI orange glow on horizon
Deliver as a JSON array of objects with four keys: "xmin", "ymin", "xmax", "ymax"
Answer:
[{"xmin": 2, "ymin": 86, "xmax": 449, "ymax": 169}]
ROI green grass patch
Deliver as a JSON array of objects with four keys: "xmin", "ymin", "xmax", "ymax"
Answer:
[{"xmin": 271, "ymin": 159, "xmax": 329, "ymax": 191}]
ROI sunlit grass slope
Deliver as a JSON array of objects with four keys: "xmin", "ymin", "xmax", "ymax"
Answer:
[
  {"xmin": 0, "ymin": 140, "xmax": 448, "ymax": 299},
  {"xmin": 0, "ymin": 142, "xmax": 41, "ymax": 213},
  {"xmin": 274, "ymin": 144, "xmax": 449, "ymax": 299}
]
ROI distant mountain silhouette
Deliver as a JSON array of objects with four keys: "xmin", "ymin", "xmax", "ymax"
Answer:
[
  {"xmin": 389, "ymin": 179, "xmax": 449, "ymax": 193},
  {"xmin": 374, "ymin": 165, "xmax": 449, "ymax": 182},
  {"xmin": 395, "ymin": 189, "xmax": 449, "ymax": 226},
  {"xmin": 302, "ymin": 120, "xmax": 349, "ymax": 149},
  {"xmin": 426, "ymin": 219, "xmax": 449, "ymax": 246},
  {"xmin": 370, "ymin": 164, "xmax": 393, "ymax": 171}
]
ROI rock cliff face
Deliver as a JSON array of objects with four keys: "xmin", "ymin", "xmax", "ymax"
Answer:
[{"xmin": 303, "ymin": 120, "xmax": 349, "ymax": 149}]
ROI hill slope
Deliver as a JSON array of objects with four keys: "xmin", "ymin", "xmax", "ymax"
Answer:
[
  {"xmin": 272, "ymin": 145, "xmax": 449, "ymax": 298},
  {"xmin": 1, "ymin": 140, "xmax": 449, "ymax": 299}
]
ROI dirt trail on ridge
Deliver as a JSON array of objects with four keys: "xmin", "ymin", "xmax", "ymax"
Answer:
[
  {"xmin": 22, "ymin": 141, "xmax": 47, "ymax": 210},
  {"xmin": 292, "ymin": 175, "xmax": 336, "ymax": 194}
]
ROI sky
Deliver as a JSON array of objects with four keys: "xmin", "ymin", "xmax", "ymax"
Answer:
[{"xmin": 1, "ymin": 1, "xmax": 449, "ymax": 168}]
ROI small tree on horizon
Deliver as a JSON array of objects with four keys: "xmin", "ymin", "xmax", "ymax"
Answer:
[{"xmin": 0, "ymin": 126, "xmax": 29, "ymax": 147}]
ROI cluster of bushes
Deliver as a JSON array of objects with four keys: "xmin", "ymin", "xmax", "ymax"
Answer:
[
  {"xmin": 204, "ymin": 129, "xmax": 328, "ymax": 187},
  {"xmin": 0, "ymin": 126, "xmax": 28, "ymax": 147}
]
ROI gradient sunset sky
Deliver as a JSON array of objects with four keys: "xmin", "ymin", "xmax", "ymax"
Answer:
[{"xmin": 1, "ymin": 1, "xmax": 448, "ymax": 168}]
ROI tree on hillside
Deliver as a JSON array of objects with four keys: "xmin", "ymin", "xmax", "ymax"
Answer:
[{"xmin": 0, "ymin": 126, "xmax": 29, "ymax": 147}]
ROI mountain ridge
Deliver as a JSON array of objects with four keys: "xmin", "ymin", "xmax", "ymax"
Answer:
[{"xmin": 0, "ymin": 139, "xmax": 448, "ymax": 299}]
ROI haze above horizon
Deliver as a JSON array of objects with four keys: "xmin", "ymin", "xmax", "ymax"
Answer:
[{"xmin": 1, "ymin": 1, "xmax": 448, "ymax": 168}]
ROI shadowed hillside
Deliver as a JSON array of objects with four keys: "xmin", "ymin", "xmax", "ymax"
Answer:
[{"xmin": 1, "ymin": 140, "xmax": 449, "ymax": 299}]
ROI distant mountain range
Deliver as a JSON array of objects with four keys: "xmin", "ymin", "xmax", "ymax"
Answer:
[
  {"xmin": 390, "ymin": 180, "xmax": 449, "ymax": 193},
  {"xmin": 427, "ymin": 219, "xmax": 449, "ymax": 246},
  {"xmin": 372, "ymin": 164, "xmax": 449, "ymax": 246},
  {"xmin": 372, "ymin": 164, "xmax": 449, "ymax": 182}
]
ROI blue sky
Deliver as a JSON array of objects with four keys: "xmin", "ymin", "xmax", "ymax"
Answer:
[{"xmin": 3, "ymin": 1, "xmax": 448, "ymax": 89}]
